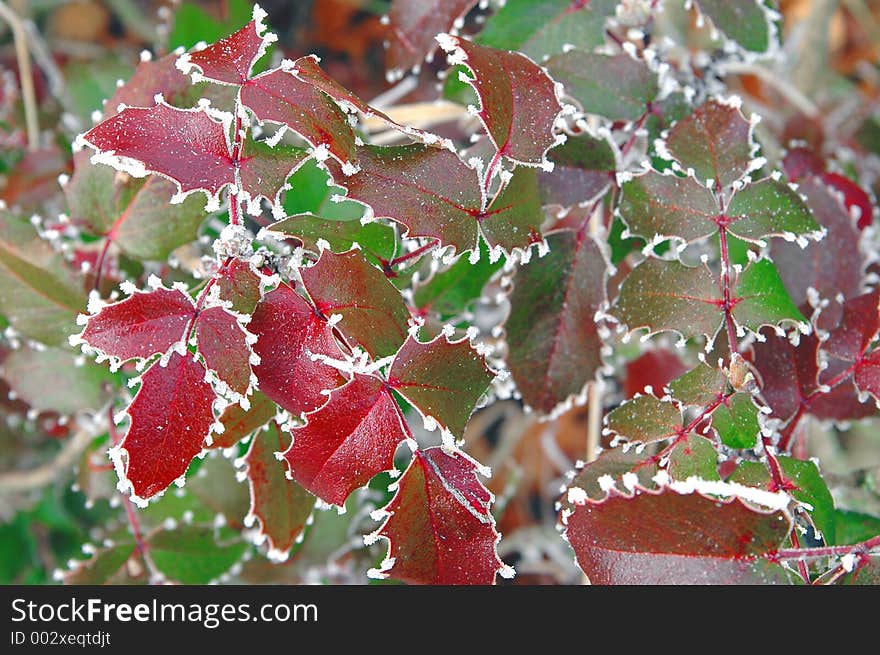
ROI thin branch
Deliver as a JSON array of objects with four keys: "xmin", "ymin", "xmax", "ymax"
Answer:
[
  {"xmin": 718, "ymin": 61, "xmax": 820, "ymax": 119},
  {"xmin": 0, "ymin": 0, "xmax": 39, "ymax": 150}
]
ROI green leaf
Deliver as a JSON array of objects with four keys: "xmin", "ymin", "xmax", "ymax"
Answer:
[
  {"xmin": 244, "ymin": 423, "xmax": 316, "ymax": 556},
  {"xmin": 413, "ymin": 241, "xmax": 502, "ymax": 319},
  {"xmin": 65, "ymin": 152, "xmax": 208, "ymax": 261},
  {"xmin": 477, "ymin": 0, "xmax": 618, "ymax": 61},
  {"xmin": 63, "ymin": 59, "xmax": 134, "ymax": 125},
  {"xmin": 729, "ymin": 457, "xmax": 836, "ymax": 544},
  {"xmin": 187, "ymin": 453, "xmax": 251, "ymax": 530},
  {"xmin": 147, "ymin": 525, "xmax": 248, "ymax": 584},
  {"xmin": 610, "ymin": 258, "xmax": 722, "ymax": 340},
  {"xmin": 668, "ymin": 434, "xmax": 720, "ymax": 481},
  {"xmin": 0, "ymin": 211, "xmax": 87, "ymax": 346},
  {"xmin": 547, "ymin": 52, "xmax": 658, "ymax": 121},
  {"xmin": 619, "ymin": 171, "xmax": 719, "ymax": 244},
  {"xmin": 282, "ymin": 158, "xmax": 364, "ymax": 219},
  {"xmin": 567, "ymin": 449, "xmax": 658, "ymax": 501},
  {"xmin": 541, "ymin": 132, "xmax": 615, "ymax": 208},
  {"xmin": 606, "ymin": 395, "xmax": 682, "ymax": 444},
  {"xmin": 2, "ymin": 345, "xmax": 114, "ymax": 415},
  {"xmin": 665, "ymin": 100, "xmax": 753, "ymax": 189},
  {"xmin": 694, "ymin": 0, "xmax": 771, "ymax": 53},
  {"xmin": 832, "ymin": 509, "xmax": 880, "ymax": 546},
  {"xmin": 505, "ymin": 230, "xmax": 607, "ymax": 414},
  {"xmin": 711, "ymin": 393, "xmax": 760, "ymax": 449},
  {"xmin": 669, "ymin": 363, "xmax": 728, "ymax": 407},
  {"xmin": 481, "ymin": 166, "xmax": 545, "ymax": 253},
  {"xmin": 725, "ymin": 179, "xmax": 820, "ymax": 244},
  {"xmin": 732, "ymin": 259, "xmax": 807, "ymax": 332},
  {"xmin": 263, "ymin": 213, "xmax": 396, "ymax": 264},
  {"xmin": 62, "ymin": 543, "xmax": 140, "ymax": 585}
]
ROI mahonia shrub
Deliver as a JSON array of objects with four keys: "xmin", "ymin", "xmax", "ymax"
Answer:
[{"xmin": 2, "ymin": 0, "xmax": 880, "ymax": 585}]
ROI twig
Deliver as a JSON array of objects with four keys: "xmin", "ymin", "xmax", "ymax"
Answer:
[
  {"xmin": 0, "ymin": 427, "xmax": 94, "ymax": 493},
  {"xmin": 718, "ymin": 61, "xmax": 820, "ymax": 119},
  {"xmin": 0, "ymin": 0, "xmax": 39, "ymax": 150}
]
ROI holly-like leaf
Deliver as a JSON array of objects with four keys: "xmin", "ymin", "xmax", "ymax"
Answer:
[
  {"xmin": 669, "ymin": 363, "xmax": 728, "ymax": 407},
  {"xmin": 244, "ymin": 422, "xmax": 315, "ymax": 556},
  {"xmin": 147, "ymin": 525, "xmax": 247, "ymax": 584},
  {"xmin": 481, "ymin": 166, "xmax": 546, "ymax": 252},
  {"xmin": 771, "ymin": 177, "xmax": 864, "ymax": 329},
  {"xmin": 105, "ymin": 53, "xmax": 192, "ymax": 117},
  {"xmin": 240, "ymin": 69, "xmax": 357, "ymax": 166},
  {"xmin": 729, "ymin": 457, "xmax": 836, "ymax": 544},
  {"xmin": 438, "ymin": 35, "xmax": 563, "ymax": 165},
  {"xmin": 624, "ymin": 349, "xmax": 688, "ymax": 398},
  {"xmin": 855, "ymin": 352, "xmax": 880, "ymax": 400},
  {"xmin": 731, "ymin": 258, "xmax": 807, "ymax": 332},
  {"xmin": 216, "ymin": 259, "xmax": 262, "ymax": 315},
  {"xmin": 248, "ymin": 283, "xmax": 345, "ymax": 416},
  {"xmin": 62, "ymin": 543, "xmax": 140, "ymax": 585},
  {"xmin": 538, "ymin": 132, "xmax": 615, "ymax": 208},
  {"xmin": 825, "ymin": 290, "xmax": 880, "ymax": 402},
  {"xmin": 610, "ymin": 258, "xmax": 721, "ymax": 340},
  {"xmin": 237, "ymin": 139, "xmax": 311, "ymax": 213},
  {"xmin": 178, "ymin": 15, "xmax": 271, "ymax": 85},
  {"xmin": 284, "ymin": 374, "xmax": 409, "ymax": 506},
  {"xmin": 506, "ymin": 231, "xmax": 606, "ymax": 414},
  {"xmin": 665, "ymin": 100, "xmax": 753, "ymax": 188},
  {"xmin": 196, "ymin": 306, "xmax": 253, "ymax": 397},
  {"xmin": 0, "ymin": 212, "xmax": 87, "ymax": 346},
  {"xmin": 369, "ymin": 447, "xmax": 508, "ymax": 584},
  {"xmin": 724, "ymin": 179, "xmax": 820, "ymax": 244},
  {"xmin": 385, "ymin": 0, "xmax": 479, "ymax": 75},
  {"xmin": 711, "ymin": 392, "xmax": 760, "ymax": 449},
  {"xmin": 77, "ymin": 286, "xmax": 195, "ymax": 364},
  {"xmin": 116, "ymin": 352, "xmax": 215, "ymax": 500},
  {"xmin": 413, "ymin": 241, "xmax": 502, "ymax": 319},
  {"xmin": 547, "ymin": 52, "xmax": 658, "ymax": 121},
  {"xmin": 66, "ymin": 149, "xmax": 209, "ymax": 261},
  {"xmin": 475, "ymin": 0, "xmax": 618, "ymax": 61},
  {"xmin": 300, "ymin": 249, "xmax": 410, "ymax": 358},
  {"xmin": 562, "ymin": 486, "xmax": 793, "ymax": 584},
  {"xmin": 694, "ymin": 0, "xmax": 771, "ymax": 53},
  {"xmin": 2, "ymin": 345, "xmax": 112, "ymax": 415},
  {"xmin": 263, "ymin": 213, "xmax": 396, "ymax": 262},
  {"xmin": 619, "ymin": 171, "xmax": 720, "ymax": 244},
  {"xmin": 606, "ymin": 395, "xmax": 682, "ymax": 444},
  {"xmin": 211, "ymin": 390, "xmax": 276, "ymax": 449},
  {"xmin": 329, "ymin": 144, "xmax": 481, "ymax": 255},
  {"xmin": 565, "ymin": 449, "xmax": 659, "ymax": 501},
  {"xmin": 388, "ymin": 334, "xmax": 494, "ymax": 437},
  {"xmin": 668, "ymin": 435, "xmax": 720, "ymax": 481}
]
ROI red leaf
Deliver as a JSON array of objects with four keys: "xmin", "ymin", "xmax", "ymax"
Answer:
[
  {"xmin": 210, "ymin": 391, "xmax": 276, "ymax": 449},
  {"xmin": 385, "ymin": 0, "xmax": 478, "ymax": 75},
  {"xmin": 78, "ymin": 286, "xmax": 195, "ymax": 364},
  {"xmin": 368, "ymin": 447, "xmax": 509, "ymax": 584},
  {"xmin": 438, "ymin": 36, "xmax": 563, "ymax": 165},
  {"xmin": 562, "ymin": 486, "xmax": 793, "ymax": 584},
  {"xmin": 329, "ymin": 144, "xmax": 481, "ymax": 254},
  {"xmin": 243, "ymin": 422, "xmax": 315, "ymax": 557},
  {"xmin": 178, "ymin": 16, "xmax": 272, "ymax": 85},
  {"xmin": 248, "ymin": 283, "xmax": 345, "ymax": 416},
  {"xmin": 284, "ymin": 374, "xmax": 409, "ymax": 506},
  {"xmin": 115, "ymin": 352, "xmax": 216, "ymax": 500},
  {"xmin": 241, "ymin": 68, "xmax": 357, "ymax": 165},
  {"xmin": 105, "ymin": 53, "xmax": 191, "ymax": 118},
  {"xmin": 624, "ymin": 350, "xmax": 688, "ymax": 398},
  {"xmin": 855, "ymin": 351, "xmax": 880, "ymax": 399},
  {"xmin": 82, "ymin": 102, "xmax": 233, "ymax": 202},
  {"xmin": 300, "ymin": 249, "xmax": 410, "ymax": 358},
  {"xmin": 388, "ymin": 334, "xmax": 494, "ymax": 437},
  {"xmin": 825, "ymin": 290, "xmax": 880, "ymax": 363},
  {"xmin": 820, "ymin": 173, "xmax": 874, "ymax": 230},
  {"xmin": 237, "ymin": 139, "xmax": 311, "ymax": 213},
  {"xmin": 196, "ymin": 306, "xmax": 253, "ymax": 397},
  {"xmin": 290, "ymin": 55, "xmax": 447, "ymax": 147}
]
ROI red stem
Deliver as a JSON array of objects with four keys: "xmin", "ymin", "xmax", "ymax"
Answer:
[
  {"xmin": 388, "ymin": 239, "xmax": 440, "ymax": 268},
  {"xmin": 788, "ymin": 524, "xmax": 812, "ymax": 584},
  {"xmin": 773, "ymin": 534, "xmax": 880, "ymax": 560},
  {"xmin": 482, "ymin": 149, "xmax": 503, "ymax": 202},
  {"xmin": 229, "ymin": 111, "xmax": 244, "ymax": 226},
  {"xmin": 718, "ymin": 225, "xmax": 739, "ymax": 356},
  {"xmin": 92, "ymin": 236, "xmax": 114, "ymax": 292},
  {"xmin": 639, "ymin": 391, "xmax": 730, "ymax": 468},
  {"xmin": 620, "ymin": 108, "xmax": 651, "ymax": 159}
]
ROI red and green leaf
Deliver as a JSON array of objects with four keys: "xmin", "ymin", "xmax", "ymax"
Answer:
[
  {"xmin": 300, "ymin": 249, "xmax": 410, "ymax": 358},
  {"xmin": 694, "ymin": 0, "xmax": 772, "ymax": 53},
  {"xmin": 385, "ymin": 0, "xmax": 479, "ymax": 75},
  {"xmin": 216, "ymin": 258, "xmax": 262, "ymax": 315},
  {"xmin": 438, "ymin": 36, "xmax": 563, "ymax": 165},
  {"xmin": 388, "ymin": 334, "xmax": 494, "ymax": 437},
  {"xmin": 505, "ymin": 230, "xmax": 607, "ymax": 414},
  {"xmin": 368, "ymin": 447, "xmax": 509, "ymax": 585},
  {"xmin": 284, "ymin": 374, "xmax": 409, "ymax": 506},
  {"xmin": 178, "ymin": 14, "xmax": 271, "ymax": 85},
  {"xmin": 195, "ymin": 306, "xmax": 254, "ymax": 397},
  {"xmin": 605, "ymin": 395, "xmax": 682, "ymax": 444},
  {"xmin": 243, "ymin": 422, "xmax": 316, "ymax": 556},
  {"xmin": 211, "ymin": 390, "xmax": 276, "ymax": 449}
]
